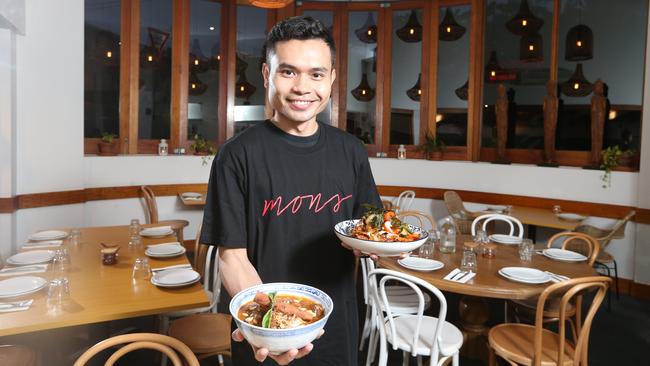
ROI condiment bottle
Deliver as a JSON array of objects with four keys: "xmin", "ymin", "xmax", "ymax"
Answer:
[
  {"xmin": 101, "ymin": 248, "xmax": 118, "ymax": 265},
  {"xmin": 439, "ymin": 217, "xmax": 457, "ymax": 253},
  {"xmin": 482, "ymin": 243, "xmax": 496, "ymax": 259},
  {"xmin": 158, "ymin": 139, "xmax": 169, "ymax": 156},
  {"xmin": 397, "ymin": 144, "xmax": 406, "ymax": 160}
]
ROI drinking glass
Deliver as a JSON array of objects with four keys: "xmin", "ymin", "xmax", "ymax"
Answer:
[
  {"xmin": 552, "ymin": 205, "xmax": 562, "ymax": 215},
  {"xmin": 47, "ymin": 277, "xmax": 71, "ymax": 310},
  {"xmin": 69, "ymin": 229, "xmax": 81, "ymax": 245},
  {"xmin": 519, "ymin": 239, "xmax": 534, "ymax": 262},
  {"xmin": 53, "ymin": 248, "xmax": 70, "ymax": 273},
  {"xmin": 418, "ymin": 229, "xmax": 438, "ymax": 258},
  {"xmin": 129, "ymin": 219, "xmax": 141, "ymax": 248},
  {"xmin": 473, "ymin": 229, "xmax": 489, "ymax": 244},
  {"xmin": 460, "ymin": 250, "xmax": 477, "ymax": 273},
  {"xmin": 132, "ymin": 257, "xmax": 151, "ymax": 281}
]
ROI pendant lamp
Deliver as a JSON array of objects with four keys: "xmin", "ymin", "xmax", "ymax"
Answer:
[
  {"xmin": 249, "ymin": 0, "xmax": 293, "ymax": 9},
  {"xmin": 455, "ymin": 79, "xmax": 469, "ymax": 101},
  {"xmin": 396, "ymin": 10, "xmax": 422, "ymax": 43},
  {"xmin": 406, "ymin": 74, "xmax": 422, "ymax": 102},
  {"xmin": 189, "ymin": 72, "xmax": 208, "ymax": 96},
  {"xmin": 561, "ymin": 63, "xmax": 593, "ymax": 97},
  {"xmin": 485, "ymin": 51, "xmax": 503, "ymax": 82},
  {"xmin": 141, "ymin": 46, "xmax": 157, "ymax": 67},
  {"xmin": 210, "ymin": 43, "xmax": 221, "ymax": 70},
  {"xmin": 439, "ymin": 8, "xmax": 466, "ymax": 42},
  {"xmin": 190, "ymin": 39, "xmax": 209, "ymax": 73},
  {"xmin": 236, "ymin": 70, "xmax": 256, "ymax": 101},
  {"xmin": 565, "ymin": 24, "xmax": 593, "ymax": 61},
  {"xmin": 355, "ymin": 12, "xmax": 378, "ymax": 44},
  {"xmin": 351, "ymin": 73, "xmax": 375, "ymax": 102},
  {"xmin": 506, "ymin": 0, "xmax": 543, "ymax": 36},
  {"xmin": 520, "ymin": 32, "xmax": 543, "ymax": 62}
]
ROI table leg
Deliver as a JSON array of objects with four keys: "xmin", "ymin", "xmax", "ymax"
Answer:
[
  {"xmin": 458, "ymin": 295, "xmax": 490, "ymax": 361},
  {"xmin": 527, "ymin": 224, "xmax": 537, "ymax": 241}
]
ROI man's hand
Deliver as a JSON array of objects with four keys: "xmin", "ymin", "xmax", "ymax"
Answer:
[
  {"xmin": 232, "ymin": 328, "xmax": 324, "ymax": 365},
  {"xmin": 340, "ymin": 242, "xmax": 407, "ymax": 260}
]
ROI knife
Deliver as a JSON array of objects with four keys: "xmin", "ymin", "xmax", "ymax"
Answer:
[
  {"xmin": 151, "ymin": 264, "xmax": 192, "ymax": 273},
  {"xmin": 0, "ymin": 266, "xmax": 46, "ymax": 273},
  {"xmin": 454, "ymin": 271, "xmax": 471, "ymax": 282}
]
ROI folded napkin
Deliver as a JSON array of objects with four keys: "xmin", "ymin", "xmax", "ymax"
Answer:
[
  {"xmin": 147, "ymin": 242, "xmax": 182, "ymax": 248},
  {"xmin": 0, "ymin": 264, "xmax": 49, "ymax": 277},
  {"xmin": 151, "ymin": 264, "xmax": 192, "ymax": 273},
  {"xmin": 142, "ymin": 226, "xmax": 172, "ymax": 232},
  {"xmin": 22, "ymin": 240, "xmax": 63, "ymax": 249},
  {"xmin": 0, "ymin": 299, "xmax": 34, "ymax": 313},
  {"xmin": 444, "ymin": 268, "xmax": 476, "ymax": 283}
]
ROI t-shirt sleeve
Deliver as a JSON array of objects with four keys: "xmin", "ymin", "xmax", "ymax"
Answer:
[
  {"xmin": 353, "ymin": 143, "xmax": 382, "ymax": 218},
  {"xmin": 200, "ymin": 147, "xmax": 248, "ymax": 248}
]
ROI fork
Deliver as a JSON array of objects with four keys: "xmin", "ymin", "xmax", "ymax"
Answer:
[
  {"xmin": 451, "ymin": 270, "xmax": 468, "ymax": 281},
  {"xmin": 0, "ymin": 299, "xmax": 34, "ymax": 309}
]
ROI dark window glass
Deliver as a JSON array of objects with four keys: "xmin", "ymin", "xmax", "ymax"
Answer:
[
  {"xmin": 84, "ymin": 0, "xmax": 120, "ymax": 138},
  {"xmin": 188, "ymin": 0, "xmax": 221, "ymax": 143},
  {"xmin": 139, "ymin": 0, "xmax": 173, "ymax": 140}
]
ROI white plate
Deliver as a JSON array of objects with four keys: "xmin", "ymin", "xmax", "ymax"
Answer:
[
  {"xmin": 6, "ymin": 250, "xmax": 55, "ymax": 265},
  {"xmin": 489, "ymin": 234, "xmax": 522, "ymax": 245},
  {"xmin": 557, "ymin": 213, "xmax": 586, "ymax": 221},
  {"xmin": 486, "ymin": 205, "xmax": 507, "ymax": 213},
  {"xmin": 140, "ymin": 226, "xmax": 175, "ymax": 238},
  {"xmin": 181, "ymin": 192, "xmax": 203, "ymax": 198},
  {"xmin": 28, "ymin": 230, "xmax": 68, "ymax": 241},
  {"xmin": 499, "ymin": 267, "xmax": 550, "ymax": 284},
  {"xmin": 145, "ymin": 247, "xmax": 187, "ymax": 258},
  {"xmin": 543, "ymin": 248, "xmax": 588, "ymax": 262},
  {"xmin": 398, "ymin": 257, "xmax": 444, "ymax": 272},
  {"xmin": 334, "ymin": 219, "xmax": 428, "ymax": 257},
  {"xmin": 0, "ymin": 276, "xmax": 48, "ymax": 298},
  {"xmin": 151, "ymin": 268, "xmax": 200, "ymax": 287},
  {"xmin": 146, "ymin": 243, "xmax": 185, "ymax": 255}
]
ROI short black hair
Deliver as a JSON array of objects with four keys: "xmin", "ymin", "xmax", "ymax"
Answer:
[{"xmin": 263, "ymin": 15, "xmax": 336, "ymax": 67}]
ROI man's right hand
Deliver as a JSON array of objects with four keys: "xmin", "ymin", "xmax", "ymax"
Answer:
[{"xmin": 231, "ymin": 328, "xmax": 323, "ymax": 365}]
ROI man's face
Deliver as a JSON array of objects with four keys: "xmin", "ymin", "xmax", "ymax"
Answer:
[{"xmin": 263, "ymin": 39, "xmax": 336, "ymax": 126}]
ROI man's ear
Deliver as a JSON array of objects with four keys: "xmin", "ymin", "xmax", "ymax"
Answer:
[
  {"xmin": 331, "ymin": 68, "xmax": 337, "ymax": 85},
  {"xmin": 262, "ymin": 63, "xmax": 270, "ymax": 88}
]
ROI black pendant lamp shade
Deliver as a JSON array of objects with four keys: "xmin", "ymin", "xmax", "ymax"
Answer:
[
  {"xmin": 190, "ymin": 39, "xmax": 209, "ymax": 73},
  {"xmin": 565, "ymin": 24, "xmax": 593, "ymax": 61},
  {"xmin": 439, "ymin": 8, "xmax": 466, "ymax": 42},
  {"xmin": 189, "ymin": 72, "xmax": 208, "ymax": 96},
  {"xmin": 396, "ymin": 10, "xmax": 422, "ymax": 43},
  {"xmin": 351, "ymin": 73, "xmax": 375, "ymax": 102},
  {"xmin": 506, "ymin": 0, "xmax": 543, "ymax": 36},
  {"xmin": 210, "ymin": 43, "xmax": 221, "ymax": 70},
  {"xmin": 485, "ymin": 51, "xmax": 503, "ymax": 82},
  {"xmin": 406, "ymin": 74, "xmax": 422, "ymax": 101},
  {"xmin": 520, "ymin": 32, "xmax": 543, "ymax": 62},
  {"xmin": 455, "ymin": 79, "xmax": 469, "ymax": 101},
  {"xmin": 355, "ymin": 12, "xmax": 378, "ymax": 44},
  {"xmin": 236, "ymin": 70, "xmax": 256, "ymax": 100},
  {"xmin": 561, "ymin": 63, "xmax": 593, "ymax": 97}
]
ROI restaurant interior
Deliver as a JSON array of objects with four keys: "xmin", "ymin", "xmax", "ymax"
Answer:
[{"xmin": 0, "ymin": 0, "xmax": 649, "ymax": 365}]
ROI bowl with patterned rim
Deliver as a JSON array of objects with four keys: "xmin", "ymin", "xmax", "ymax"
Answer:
[
  {"xmin": 334, "ymin": 219, "xmax": 429, "ymax": 257},
  {"xmin": 229, "ymin": 282, "xmax": 333, "ymax": 355}
]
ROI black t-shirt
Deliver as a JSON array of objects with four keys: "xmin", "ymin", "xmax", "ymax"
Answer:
[{"xmin": 201, "ymin": 120, "xmax": 381, "ymax": 366}]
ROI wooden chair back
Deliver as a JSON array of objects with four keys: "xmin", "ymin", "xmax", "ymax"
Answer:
[
  {"xmin": 532, "ymin": 276, "xmax": 610, "ymax": 366},
  {"xmin": 443, "ymin": 191, "xmax": 465, "ymax": 216},
  {"xmin": 393, "ymin": 190, "xmax": 415, "ymax": 213},
  {"xmin": 610, "ymin": 210, "xmax": 635, "ymax": 240},
  {"xmin": 381, "ymin": 200, "xmax": 394, "ymax": 211},
  {"xmin": 140, "ymin": 186, "xmax": 159, "ymax": 224},
  {"xmin": 547, "ymin": 232, "xmax": 600, "ymax": 266},
  {"xmin": 73, "ymin": 333, "xmax": 199, "ymax": 366},
  {"xmin": 193, "ymin": 222, "xmax": 220, "ymax": 312},
  {"xmin": 397, "ymin": 210, "xmax": 436, "ymax": 231},
  {"xmin": 471, "ymin": 213, "xmax": 524, "ymax": 238}
]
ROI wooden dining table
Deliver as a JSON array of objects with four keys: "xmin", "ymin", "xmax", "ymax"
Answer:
[{"xmin": 0, "ymin": 225, "xmax": 209, "ymax": 337}]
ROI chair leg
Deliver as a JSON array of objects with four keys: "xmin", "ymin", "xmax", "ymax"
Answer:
[
  {"xmin": 452, "ymin": 352, "xmax": 459, "ymax": 366},
  {"xmin": 613, "ymin": 260, "xmax": 620, "ymax": 300},
  {"xmin": 402, "ymin": 351, "xmax": 410, "ymax": 366},
  {"xmin": 359, "ymin": 305, "xmax": 372, "ymax": 351},
  {"xmin": 366, "ymin": 326, "xmax": 378, "ymax": 366},
  {"xmin": 596, "ymin": 262, "xmax": 612, "ymax": 311},
  {"xmin": 218, "ymin": 354, "xmax": 225, "ymax": 366},
  {"xmin": 488, "ymin": 346, "xmax": 497, "ymax": 366}
]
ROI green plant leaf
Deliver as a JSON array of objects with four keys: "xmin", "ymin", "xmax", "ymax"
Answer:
[{"xmin": 262, "ymin": 308, "xmax": 272, "ymax": 328}]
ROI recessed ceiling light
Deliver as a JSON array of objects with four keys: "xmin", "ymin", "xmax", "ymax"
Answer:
[{"xmin": 209, "ymin": 26, "xmax": 215, "ymax": 31}]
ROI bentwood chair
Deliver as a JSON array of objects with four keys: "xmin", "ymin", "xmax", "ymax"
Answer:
[
  {"xmin": 574, "ymin": 210, "xmax": 635, "ymax": 304},
  {"xmin": 443, "ymin": 191, "xmax": 478, "ymax": 235},
  {"xmin": 359, "ymin": 258, "xmax": 431, "ymax": 366},
  {"xmin": 73, "ymin": 333, "xmax": 199, "ymax": 366},
  {"xmin": 397, "ymin": 211, "xmax": 437, "ymax": 232},
  {"xmin": 140, "ymin": 186, "xmax": 189, "ymax": 243},
  {"xmin": 0, "ymin": 345, "xmax": 37, "ymax": 366},
  {"xmin": 489, "ymin": 276, "xmax": 611, "ymax": 366},
  {"xmin": 471, "ymin": 213, "xmax": 524, "ymax": 238},
  {"xmin": 392, "ymin": 190, "xmax": 416, "ymax": 214},
  {"xmin": 510, "ymin": 232, "xmax": 600, "ymax": 340},
  {"xmin": 368, "ymin": 268, "xmax": 463, "ymax": 366}
]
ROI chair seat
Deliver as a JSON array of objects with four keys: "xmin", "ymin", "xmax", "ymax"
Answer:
[
  {"xmin": 384, "ymin": 315, "xmax": 463, "ymax": 357},
  {"xmin": 0, "ymin": 345, "xmax": 37, "ymax": 366},
  {"xmin": 168, "ymin": 313, "xmax": 232, "ymax": 354},
  {"xmin": 165, "ymin": 289, "xmax": 214, "ymax": 318},
  {"xmin": 384, "ymin": 286, "xmax": 432, "ymax": 314},
  {"xmin": 489, "ymin": 323, "xmax": 576, "ymax": 366},
  {"xmin": 511, "ymin": 296, "xmax": 576, "ymax": 319}
]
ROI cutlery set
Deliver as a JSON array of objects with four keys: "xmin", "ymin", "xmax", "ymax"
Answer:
[
  {"xmin": 444, "ymin": 268, "xmax": 476, "ymax": 283},
  {"xmin": 151, "ymin": 264, "xmax": 193, "ymax": 273}
]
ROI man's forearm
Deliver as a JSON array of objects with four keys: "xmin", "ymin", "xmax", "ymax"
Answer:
[{"xmin": 219, "ymin": 247, "xmax": 263, "ymax": 296}]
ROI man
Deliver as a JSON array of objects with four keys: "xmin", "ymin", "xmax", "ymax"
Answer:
[{"xmin": 201, "ymin": 16, "xmax": 381, "ymax": 366}]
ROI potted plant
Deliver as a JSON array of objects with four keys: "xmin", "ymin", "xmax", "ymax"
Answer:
[
  {"xmin": 189, "ymin": 134, "xmax": 216, "ymax": 156},
  {"xmin": 599, "ymin": 145, "xmax": 637, "ymax": 188},
  {"xmin": 98, "ymin": 133, "xmax": 119, "ymax": 156},
  {"xmin": 418, "ymin": 133, "xmax": 446, "ymax": 160}
]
